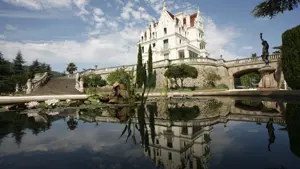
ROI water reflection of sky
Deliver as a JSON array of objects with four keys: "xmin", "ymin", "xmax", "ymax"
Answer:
[
  {"xmin": 0, "ymin": 119, "xmax": 300, "ymax": 169},
  {"xmin": 210, "ymin": 121, "xmax": 299, "ymax": 169},
  {"xmin": 0, "ymin": 120, "xmax": 156, "ymax": 169}
]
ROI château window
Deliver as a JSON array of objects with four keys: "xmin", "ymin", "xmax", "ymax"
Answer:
[
  {"xmin": 163, "ymin": 39, "xmax": 169, "ymax": 49},
  {"xmin": 179, "ymin": 39, "xmax": 182, "ymax": 44},
  {"xmin": 142, "ymin": 47, "xmax": 144, "ymax": 53},
  {"xmin": 164, "ymin": 53, "xmax": 169, "ymax": 60},
  {"xmin": 153, "ymin": 43, "xmax": 156, "ymax": 48},
  {"xmin": 179, "ymin": 51, "xmax": 184, "ymax": 59},
  {"xmin": 144, "ymin": 32, "xmax": 147, "ymax": 41},
  {"xmin": 152, "ymin": 32, "xmax": 155, "ymax": 38},
  {"xmin": 141, "ymin": 36, "xmax": 143, "ymax": 41},
  {"xmin": 189, "ymin": 51, "xmax": 198, "ymax": 59},
  {"xmin": 168, "ymin": 152, "xmax": 172, "ymax": 160},
  {"xmin": 164, "ymin": 28, "xmax": 167, "ymax": 34}
]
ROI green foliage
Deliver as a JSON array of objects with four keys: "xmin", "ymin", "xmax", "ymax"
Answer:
[
  {"xmin": 281, "ymin": 25, "xmax": 300, "ymax": 89},
  {"xmin": 13, "ymin": 51, "xmax": 25, "ymax": 75},
  {"xmin": 82, "ymin": 73, "xmax": 107, "ymax": 88},
  {"xmin": 252, "ymin": 0, "xmax": 300, "ymax": 18},
  {"xmin": 107, "ymin": 68, "xmax": 131, "ymax": 89},
  {"xmin": 164, "ymin": 64, "xmax": 198, "ymax": 88},
  {"xmin": 29, "ymin": 59, "xmax": 52, "ymax": 76},
  {"xmin": 240, "ymin": 72, "xmax": 260, "ymax": 88},
  {"xmin": 201, "ymin": 69, "xmax": 221, "ymax": 88},
  {"xmin": 66, "ymin": 62, "xmax": 77, "ymax": 74},
  {"xmin": 136, "ymin": 44, "xmax": 144, "ymax": 88},
  {"xmin": 251, "ymin": 53, "xmax": 257, "ymax": 58},
  {"xmin": 0, "ymin": 52, "xmax": 14, "ymax": 93},
  {"xmin": 147, "ymin": 44, "xmax": 154, "ymax": 88},
  {"xmin": 216, "ymin": 83, "xmax": 229, "ymax": 89}
]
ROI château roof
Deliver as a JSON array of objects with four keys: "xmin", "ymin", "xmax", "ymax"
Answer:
[{"xmin": 167, "ymin": 10, "xmax": 198, "ymax": 27}]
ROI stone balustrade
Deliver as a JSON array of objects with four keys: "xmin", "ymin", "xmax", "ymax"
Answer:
[
  {"xmin": 76, "ymin": 54, "xmax": 281, "ymax": 78},
  {"xmin": 26, "ymin": 72, "xmax": 49, "ymax": 94}
]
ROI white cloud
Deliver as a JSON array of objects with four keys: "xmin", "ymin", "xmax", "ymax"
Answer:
[
  {"xmin": 94, "ymin": 15, "xmax": 106, "ymax": 23},
  {"xmin": 93, "ymin": 8, "xmax": 104, "ymax": 16},
  {"xmin": 5, "ymin": 24, "xmax": 17, "ymax": 31},
  {"xmin": 0, "ymin": 25, "xmax": 143, "ymax": 70},
  {"xmin": 88, "ymin": 30, "xmax": 101, "ymax": 36},
  {"xmin": 2, "ymin": 0, "xmax": 72, "ymax": 10},
  {"xmin": 242, "ymin": 46, "xmax": 253, "ymax": 50},
  {"xmin": 204, "ymin": 17, "xmax": 240, "ymax": 60}
]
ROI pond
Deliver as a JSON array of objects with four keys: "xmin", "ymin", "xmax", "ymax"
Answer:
[{"xmin": 0, "ymin": 97, "xmax": 300, "ymax": 169}]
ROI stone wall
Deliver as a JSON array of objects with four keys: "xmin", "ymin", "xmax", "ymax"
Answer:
[{"xmin": 79, "ymin": 54, "xmax": 281, "ymax": 89}]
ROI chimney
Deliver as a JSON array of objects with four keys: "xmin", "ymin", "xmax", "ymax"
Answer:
[{"xmin": 186, "ymin": 13, "xmax": 190, "ymax": 27}]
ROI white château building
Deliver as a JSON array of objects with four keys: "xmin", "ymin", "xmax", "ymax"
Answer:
[{"xmin": 138, "ymin": 3, "xmax": 209, "ymax": 63}]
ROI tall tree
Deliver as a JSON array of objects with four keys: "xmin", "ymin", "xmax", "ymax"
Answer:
[
  {"xmin": 29, "ymin": 59, "xmax": 41, "ymax": 74},
  {"xmin": 136, "ymin": 44, "xmax": 143, "ymax": 88},
  {"xmin": 0, "ymin": 52, "xmax": 14, "ymax": 93},
  {"xmin": 252, "ymin": 0, "xmax": 300, "ymax": 18},
  {"xmin": 66, "ymin": 62, "xmax": 77, "ymax": 74},
  {"xmin": 147, "ymin": 44, "xmax": 154, "ymax": 88},
  {"xmin": 13, "ymin": 51, "xmax": 25, "ymax": 75}
]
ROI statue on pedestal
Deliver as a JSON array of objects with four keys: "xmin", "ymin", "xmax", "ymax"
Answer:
[
  {"xmin": 26, "ymin": 79, "xmax": 33, "ymax": 94},
  {"xmin": 260, "ymin": 33, "xmax": 270, "ymax": 66}
]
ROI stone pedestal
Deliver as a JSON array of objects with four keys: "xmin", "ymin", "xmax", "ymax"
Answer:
[{"xmin": 258, "ymin": 66, "xmax": 278, "ymax": 89}]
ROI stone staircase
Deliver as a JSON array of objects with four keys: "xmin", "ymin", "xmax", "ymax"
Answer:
[{"xmin": 28, "ymin": 77, "xmax": 81, "ymax": 95}]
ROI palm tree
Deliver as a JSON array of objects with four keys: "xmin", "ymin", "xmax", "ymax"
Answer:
[{"xmin": 66, "ymin": 62, "xmax": 77, "ymax": 75}]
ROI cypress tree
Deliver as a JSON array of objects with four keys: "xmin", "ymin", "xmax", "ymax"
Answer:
[
  {"xmin": 13, "ymin": 51, "xmax": 25, "ymax": 75},
  {"xmin": 136, "ymin": 44, "xmax": 143, "ymax": 88},
  {"xmin": 282, "ymin": 25, "xmax": 300, "ymax": 89},
  {"xmin": 147, "ymin": 44, "xmax": 153, "ymax": 88}
]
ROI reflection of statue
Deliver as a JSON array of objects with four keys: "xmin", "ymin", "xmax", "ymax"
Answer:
[
  {"xmin": 266, "ymin": 118, "xmax": 276, "ymax": 151},
  {"xmin": 67, "ymin": 117, "xmax": 78, "ymax": 130},
  {"xmin": 260, "ymin": 33, "xmax": 270, "ymax": 66}
]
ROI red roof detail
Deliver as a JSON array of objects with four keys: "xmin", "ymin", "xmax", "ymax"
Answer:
[
  {"xmin": 183, "ymin": 18, "xmax": 186, "ymax": 24},
  {"xmin": 190, "ymin": 13, "xmax": 197, "ymax": 27}
]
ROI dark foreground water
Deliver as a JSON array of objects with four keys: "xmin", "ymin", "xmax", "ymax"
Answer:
[{"xmin": 1, "ymin": 98, "xmax": 300, "ymax": 169}]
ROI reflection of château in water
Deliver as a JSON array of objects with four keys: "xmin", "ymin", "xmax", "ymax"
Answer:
[{"xmin": 144, "ymin": 119, "xmax": 212, "ymax": 169}]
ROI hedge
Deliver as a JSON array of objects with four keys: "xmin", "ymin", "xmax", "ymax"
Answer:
[{"xmin": 281, "ymin": 25, "xmax": 300, "ymax": 89}]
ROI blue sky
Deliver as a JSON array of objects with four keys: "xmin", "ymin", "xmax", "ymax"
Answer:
[{"xmin": 0, "ymin": 0, "xmax": 299, "ymax": 72}]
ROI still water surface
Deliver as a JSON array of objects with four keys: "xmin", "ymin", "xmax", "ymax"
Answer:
[{"xmin": 0, "ymin": 98, "xmax": 300, "ymax": 169}]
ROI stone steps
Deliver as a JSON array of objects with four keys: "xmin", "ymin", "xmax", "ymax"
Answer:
[{"xmin": 28, "ymin": 78, "xmax": 81, "ymax": 95}]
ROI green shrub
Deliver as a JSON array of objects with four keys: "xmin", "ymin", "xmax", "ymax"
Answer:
[
  {"xmin": 281, "ymin": 25, "xmax": 300, "ymax": 89},
  {"xmin": 217, "ymin": 83, "xmax": 229, "ymax": 89},
  {"xmin": 107, "ymin": 68, "xmax": 131, "ymax": 89},
  {"xmin": 82, "ymin": 73, "xmax": 107, "ymax": 88}
]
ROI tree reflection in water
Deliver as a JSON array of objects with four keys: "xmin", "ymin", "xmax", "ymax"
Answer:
[
  {"xmin": 0, "ymin": 111, "xmax": 60, "ymax": 147},
  {"xmin": 286, "ymin": 103, "xmax": 300, "ymax": 157}
]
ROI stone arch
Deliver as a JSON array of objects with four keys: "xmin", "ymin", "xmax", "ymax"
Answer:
[{"xmin": 232, "ymin": 68, "xmax": 260, "ymax": 89}]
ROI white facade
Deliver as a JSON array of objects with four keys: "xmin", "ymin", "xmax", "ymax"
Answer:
[
  {"xmin": 138, "ymin": 4, "xmax": 209, "ymax": 63},
  {"xmin": 144, "ymin": 123, "xmax": 212, "ymax": 169}
]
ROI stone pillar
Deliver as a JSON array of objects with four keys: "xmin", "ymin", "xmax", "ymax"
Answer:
[
  {"xmin": 26, "ymin": 79, "xmax": 33, "ymax": 94},
  {"xmin": 184, "ymin": 49, "xmax": 189, "ymax": 59},
  {"xmin": 284, "ymin": 80, "xmax": 288, "ymax": 90},
  {"xmin": 258, "ymin": 66, "xmax": 278, "ymax": 89}
]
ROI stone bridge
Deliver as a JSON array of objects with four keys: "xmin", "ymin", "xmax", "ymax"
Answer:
[{"xmin": 78, "ymin": 53, "xmax": 281, "ymax": 89}]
